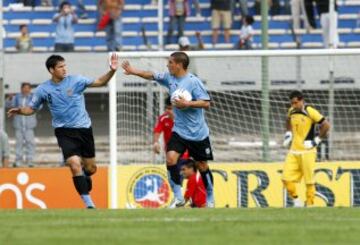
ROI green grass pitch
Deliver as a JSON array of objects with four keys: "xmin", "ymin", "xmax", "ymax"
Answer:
[{"xmin": 0, "ymin": 208, "xmax": 359, "ymax": 245}]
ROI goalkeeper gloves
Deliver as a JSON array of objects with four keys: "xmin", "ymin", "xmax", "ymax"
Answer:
[
  {"xmin": 283, "ymin": 131, "xmax": 293, "ymax": 147},
  {"xmin": 304, "ymin": 136, "xmax": 321, "ymax": 149}
]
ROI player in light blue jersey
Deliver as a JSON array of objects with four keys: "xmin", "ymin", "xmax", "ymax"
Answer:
[
  {"xmin": 122, "ymin": 52, "xmax": 214, "ymax": 207},
  {"xmin": 8, "ymin": 53, "xmax": 119, "ymax": 208}
]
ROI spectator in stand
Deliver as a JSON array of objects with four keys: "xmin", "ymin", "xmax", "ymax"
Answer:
[
  {"xmin": 291, "ymin": 0, "xmax": 311, "ymax": 30},
  {"xmin": 77, "ymin": 0, "xmax": 88, "ymax": 19},
  {"xmin": 177, "ymin": 33, "xmax": 203, "ymax": 74},
  {"xmin": 253, "ymin": 0, "xmax": 283, "ymax": 16},
  {"xmin": 237, "ymin": 15, "xmax": 254, "ymax": 50},
  {"xmin": 232, "ymin": 0, "xmax": 248, "ymax": 20},
  {"xmin": 6, "ymin": 83, "xmax": 39, "ymax": 168},
  {"xmin": 98, "ymin": 0, "xmax": 125, "ymax": 51},
  {"xmin": 53, "ymin": 1, "xmax": 78, "ymax": 52},
  {"xmin": 305, "ymin": 0, "xmax": 317, "ymax": 29},
  {"xmin": 271, "ymin": 0, "xmax": 281, "ymax": 15},
  {"xmin": 151, "ymin": 0, "xmax": 201, "ymax": 15},
  {"xmin": 211, "ymin": 0, "xmax": 232, "ymax": 45},
  {"xmin": 50, "ymin": 1, "xmax": 87, "ymax": 18},
  {"xmin": 16, "ymin": 24, "xmax": 32, "ymax": 53},
  {"xmin": 0, "ymin": 129, "xmax": 10, "ymax": 168},
  {"xmin": 166, "ymin": 0, "xmax": 201, "ymax": 44},
  {"xmin": 318, "ymin": 0, "xmax": 338, "ymax": 48},
  {"xmin": 178, "ymin": 32, "xmax": 204, "ymax": 51},
  {"xmin": 17, "ymin": 0, "xmax": 35, "ymax": 7},
  {"xmin": 41, "ymin": 0, "xmax": 52, "ymax": 6}
]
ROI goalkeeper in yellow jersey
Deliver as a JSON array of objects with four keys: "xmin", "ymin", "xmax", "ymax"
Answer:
[{"xmin": 282, "ymin": 91, "xmax": 330, "ymax": 207}]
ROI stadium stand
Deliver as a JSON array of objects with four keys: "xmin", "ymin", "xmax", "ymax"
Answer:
[
  {"xmin": 2, "ymin": 0, "xmax": 360, "ymax": 166},
  {"xmin": 2, "ymin": 0, "xmax": 360, "ymax": 51}
]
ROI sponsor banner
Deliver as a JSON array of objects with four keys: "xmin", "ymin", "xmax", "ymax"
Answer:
[
  {"xmin": 0, "ymin": 167, "xmax": 108, "ymax": 209},
  {"xmin": 117, "ymin": 162, "xmax": 360, "ymax": 208},
  {"xmin": 118, "ymin": 166, "xmax": 173, "ymax": 209}
]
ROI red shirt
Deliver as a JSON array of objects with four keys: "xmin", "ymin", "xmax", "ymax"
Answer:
[
  {"xmin": 154, "ymin": 112, "xmax": 189, "ymax": 159},
  {"xmin": 154, "ymin": 111, "xmax": 174, "ymax": 146},
  {"xmin": 184, "ymin": 172, "xmax": 207, "ymax": 208}
]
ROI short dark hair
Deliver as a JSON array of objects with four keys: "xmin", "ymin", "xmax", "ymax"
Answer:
[
  {"xmin": 19, "ymin": 24, "xmax": 27, "ymax": 31},
  {"xmin": 60, "ymin": 1, "xmax": 71, "ymax": 10},
  {"xmin": 46, "ymin": 55, "xmax": 65, "ymax": 71},
  {"xmin": 21, "ymin": 82, "xmax": 31, "ymax": 89},
  {"xmin": 183, "ymin": 159, "xmax": 197, "ymax": 172},
  {"xmin": 289, "ymin": 90, "xmax": 304, "ymax": 100},
  {"xmin": 170, "ymin": 52, "xmax": 190, "ymax": 70},
  {"xmin": 165, "ymin": 96, "xmax": 171, "ymax": 107},
  {"xmin": 245, "ymin": 15, "xmax": 254, "ymax": 25}
]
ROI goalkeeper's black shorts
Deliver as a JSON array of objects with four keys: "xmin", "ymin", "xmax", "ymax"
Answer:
[{"xmin": 167, "ymin": 132, "xmax": 213, "ymax": 161}]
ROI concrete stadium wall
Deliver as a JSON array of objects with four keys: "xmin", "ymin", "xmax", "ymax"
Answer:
[{"xmin": 4, "ymin": 53, "xmax": 360, "ymax": 93}]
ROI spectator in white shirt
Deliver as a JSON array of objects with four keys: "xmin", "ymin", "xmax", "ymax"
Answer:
[{"xmin": 237, "ymin": 15, "xmax": 254, "ymax": 50}]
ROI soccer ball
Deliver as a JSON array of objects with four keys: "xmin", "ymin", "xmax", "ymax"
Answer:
[{"xmin": 171, "ymin": 89, "xmax": 192, "ymax": 105}]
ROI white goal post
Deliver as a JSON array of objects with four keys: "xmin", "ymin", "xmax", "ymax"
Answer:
[{"xmin": 109, "ymin": 49, "xmax": 360, "ymax": 209}]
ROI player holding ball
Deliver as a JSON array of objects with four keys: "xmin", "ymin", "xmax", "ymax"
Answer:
[{"xmin": 122, "ymin": 52, "xmax": 215, "ymax": 207}]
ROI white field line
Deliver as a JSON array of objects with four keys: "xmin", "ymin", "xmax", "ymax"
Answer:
[{"xmin": 86, "ymin": 216, "xmax": 360, "ymax": 223}]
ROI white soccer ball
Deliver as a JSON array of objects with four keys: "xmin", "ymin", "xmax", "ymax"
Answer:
[{"xmin": 171, "ymin": 89, "xmax": 192, "ymax": 105}]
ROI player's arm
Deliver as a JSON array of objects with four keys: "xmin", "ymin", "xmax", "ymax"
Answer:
[
  {"xmin": 304, "ymin": 107, "xmax": 331, "ymax": 149},
  {"xmin": 7, "ymin": 107, "xmax": 35, "ymax": 117},
  {"xmin": 153, "ymin": 117, "xmax": 164, "ymax": 154},
  {"xmin": 184, "ymin": 179, "xmax": 196, "ymax": 205},
  {"xmin": 90, "ymin": 53, "xmax": 118, "ymax": 87},
  {"xmin": 153, "ymin": 133, "xmax": 161, "ymax": 154},
  {"xmin": 174, "ymin": 99, "xmax": 210, "ymax": 110},
  {"xmin": 318, "ymin": 119, "xmax": 330, "ymax": 139},
  {"xmin": 174, "ymin": 80, "xmax": 211, "ymax": 109},
  {"xmin": 283, "ymin": 116, "xmax": 293, "ymax": 147},
  {"xmin": 153, "ymin": 132, "xmax": 161, "ymax": 154},
  {"xmin": 8, "ymin": 87, "xmax": 44, "ymax": 117},
  {"xmin": 121, "ymin": 60, "xmax": 155, "ymax": 80}
]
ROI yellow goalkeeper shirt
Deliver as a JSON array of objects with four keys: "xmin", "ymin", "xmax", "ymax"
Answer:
[{"xmin": 288, "ymin": 105, "xmax": 325, "ymax": 152}]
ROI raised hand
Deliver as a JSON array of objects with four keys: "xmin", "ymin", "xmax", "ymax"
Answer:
[
  {"xmin": 109, "ymin": 52, "xmax": 119, "ymax": 71},
  {"xmin": 121, "ymin": 60, "xmax": 135, "ymax": 75}
]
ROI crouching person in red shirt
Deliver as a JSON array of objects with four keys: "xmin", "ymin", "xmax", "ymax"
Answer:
[{"xmin": 181, "ymin": 159, "xmax": 207, "ymax": 208}]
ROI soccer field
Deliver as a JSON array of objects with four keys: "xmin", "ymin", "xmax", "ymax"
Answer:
[{"xmin": 0, "ymin": 208, "xmax": 359, "ymax": 245}]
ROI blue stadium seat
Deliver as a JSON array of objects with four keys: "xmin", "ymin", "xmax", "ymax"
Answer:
[
  {"xmin": 301, "ymin": 34, "xmax": 323, "ymax": 43},
  {"xmin": 2, "ymin": 0, "xmax": 360, "ymax": 50},
  {"xmin": 338, "ymin": 5, "xmax": 360, "ymax": 14}
]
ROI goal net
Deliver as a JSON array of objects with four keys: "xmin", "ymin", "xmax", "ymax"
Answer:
[
  {"xmin": 111, "ymin": 50, "xmax": 360, "ymax": 164},
  {"xmin": 108, "ymin": 50, "xmax": 360, "ymax": 208}
]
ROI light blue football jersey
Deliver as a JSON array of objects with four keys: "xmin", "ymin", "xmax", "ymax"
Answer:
[
  {"xmin": 153, "ymin": 72, "xmax": 210, "ymax": 141},
  {"xmin": 29, "ymin": 75, "xmax": 94, "ymax": 128}
]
